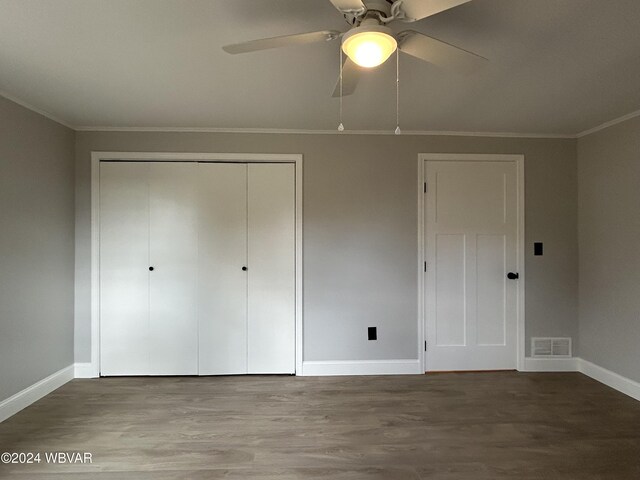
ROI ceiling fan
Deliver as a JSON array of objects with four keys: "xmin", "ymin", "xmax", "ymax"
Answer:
[{"xmin": 222, "ymin": 0, "xmax": 487, "ymax": 97}]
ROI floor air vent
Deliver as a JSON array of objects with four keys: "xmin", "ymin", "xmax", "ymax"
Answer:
[{"xmin": 532, "ymin": 337, "xmax": 572, "ymax": 357}]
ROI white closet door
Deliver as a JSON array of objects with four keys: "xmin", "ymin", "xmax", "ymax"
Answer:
[
  {"xmin": 100, "ymin": 162, "xmax": 150, "ymax": 375},
  {"xmin": 198, "ymin": 163, "xmax": 248, "ymax": 375},
  {"xmin": 148, "ymin": 162, "xmax": 199, "ymax": 375},
  {"xmin": 247, "ymin": 163, "xmax": 295, "ymax": 374}
]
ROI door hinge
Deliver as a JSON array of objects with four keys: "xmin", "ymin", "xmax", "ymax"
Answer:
[
  {"xmin": 424, "ymin": 341, "xmax": 427, "ymax": 351},
  {"xmin": 424, "ymin": 261, "xmax": 427, "ymax": 272},
  {"xmin": 423, "ymin": 182, "xmax": 427, "ymax": 193}
]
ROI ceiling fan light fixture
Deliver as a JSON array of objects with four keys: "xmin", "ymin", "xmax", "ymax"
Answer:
[{"xmin": 341, "ymin": 25, "xmax": 397, "ymax": 68}]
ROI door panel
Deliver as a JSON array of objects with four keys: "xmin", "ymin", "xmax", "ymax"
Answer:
[
  {"xmin": 100, "ymin": 162, "xmax": 150, "ymax": 375},
  {"xmin": 435, "ymin": 234, "xmax": 466, "ymax": 346},
  {"xmin": 435, "ymin": 170, "xmax": 507, "ymax": 227},
  {"xmin": 198, "ymin": 163, "xmax": 248, "ymax": 375},
  {"xmin": 247, "ymin": 164, "xmax": 295, "ymax": 374},
  {"xmin": 148, "ymin": 163, "xmax": 199, "ymax": 375},
  {"xmin": 425, "ymin": 160, "xmax": 518, "ymax": 371},
  {"xmin": 476, "ymin": 234, "xmax": 506, "ymax": 346}
]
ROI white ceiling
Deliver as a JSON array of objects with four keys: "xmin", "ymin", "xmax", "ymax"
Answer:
[{"xmin": 1, "ymin": 0, "xmax": 640, "ymax": 135}]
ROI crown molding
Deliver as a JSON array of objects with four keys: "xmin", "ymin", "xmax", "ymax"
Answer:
[
  {"xmin": 0, "ymin": 91, "xmax": 74, "ymax": 130},
  {"xmin": 576, "ymin": 108, "xmax": 640, "ymax": 138},
  {"xmin": 74, "ymin": 125, "xmax": 575, "ymax": 139},
  {"xmin": 4, "ymin": 89, "xmax": 639, "ymax": 140}
]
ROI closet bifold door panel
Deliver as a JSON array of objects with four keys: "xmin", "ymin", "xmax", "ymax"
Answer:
[
  {"xmin": 100, "ymin": 162, "xmax": 150, "ymax": 375},
  {"xmin": 247, "ymin": 163, "xmax": 295, "ymax": 374},
  {"xmin": 198, "ymin": 163, "xmax": 248, "ymax": 375},
  {"xmin": 148, "ymin": 163, "xmax": 198, "ymax": 375},
  {"xmin": 100, "ymin": 162, "xmax": 199, "ymax": 376}
]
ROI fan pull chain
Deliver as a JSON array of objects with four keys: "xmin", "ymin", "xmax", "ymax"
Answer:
[
  {"xmin": 338, "ymin": 46, "xmax": 344, "ymax": 132},
  {"xmin": 395, "ymin": 48, "xmax": 401, "ymax": 135}
]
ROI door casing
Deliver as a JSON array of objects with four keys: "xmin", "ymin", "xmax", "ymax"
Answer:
[{"xmin": 89, "ymin": 152, "xmax": 303, "ymax": 378}]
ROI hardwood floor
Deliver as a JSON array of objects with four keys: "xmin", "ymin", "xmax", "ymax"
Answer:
[{"xmin": 0, "ymin": 372, "xmax": 639, "ymax": 479}]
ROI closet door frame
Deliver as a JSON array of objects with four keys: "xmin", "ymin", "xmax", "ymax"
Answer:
[{"xmin": 89, "ymin": 152, "xmax": 303, "ymax": 378}]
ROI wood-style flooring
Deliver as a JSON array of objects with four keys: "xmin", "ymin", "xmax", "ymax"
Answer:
[{"xmin": 1, "ymin": 372, "xmax": 639, "ymax": 479}]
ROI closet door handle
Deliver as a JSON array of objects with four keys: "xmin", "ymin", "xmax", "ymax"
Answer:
[
  {"xmin": 242, "ymin": 266, "xmax": 247, "ymax": 271},
  {"xmin": 149, "ymin": 266, "xmax": 154, "ymax": 271}
]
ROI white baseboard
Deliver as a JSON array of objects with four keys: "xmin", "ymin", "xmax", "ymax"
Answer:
[
  {"xmin": 0, "ymin": 365, "xmax": 74, "ymax": 423},
  {"xmin": 578, "ymin": 358, "xmax": 640, "ymax": 402},
  {"xmin": 522, "ymin": 357, "xmax": 579, "ymax": 372},
  {"xmin": 301, "ymin": 359, "xmax": 422, "ymax": 376},
  {"xmin": 521, "ymin": 357, "xmax": 639, "ymax": 402},
  {"xmin": 74, "ymin": 362, "xmax": 99, "ymax": 378}
]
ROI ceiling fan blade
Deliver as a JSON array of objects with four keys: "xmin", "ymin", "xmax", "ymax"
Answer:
[
  {"xmin": 398, "ymin": 30, "xmax": 487, "ymax": 75},
  {"xmin": 329, "ymin": 0, "xmax": 366, "ymax": 13},
  {"xmin": 332, "ymin": 57, "xmax": 363, "ymax": 97},
  {"xmin": 223, "ymin": 30, "xmax": 340, "ymax": 55},
  {"xmin": 398, "ymin": 0, "xmax": 472, "ymax": 21}
]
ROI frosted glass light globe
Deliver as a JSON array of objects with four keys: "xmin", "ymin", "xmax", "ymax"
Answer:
[{"xmin": 342, "ymin": 26, "xmax": 397, "ymax": 68}]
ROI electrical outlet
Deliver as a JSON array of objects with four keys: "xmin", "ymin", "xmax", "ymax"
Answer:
[{"xmin": 368, "ymin": 327, "xmax": 377, "ymax": 341}]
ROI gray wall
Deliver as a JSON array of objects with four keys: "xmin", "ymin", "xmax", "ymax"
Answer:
[
  {"xmin": 578, "ymin": 116, "xmax": 640, "ymax": 383},
  {"xmin": 75, "ymin": 131, "xmax": 578, "ymax": 363},
  {"xmin": 0, "ymin": 96, "xmax": 75, "ymax": 402}
]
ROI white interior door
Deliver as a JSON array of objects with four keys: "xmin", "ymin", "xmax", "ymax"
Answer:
[
  {"xmin": 100, "ymin": 162, "xmax": 150, "ymax": 375},
  {"xmin": 424, "ymin": 160, "xmax": 519, "ymax": 371},
  {"xmin": 148, "ymin": 163, "xmax": 198, "ymax": 375},
  {"xmin": 247, "ymin": 164, "xmax": 296, "ymax": 374},
  {"xmin": 198, "ymin": 163, "xmax": 248, "ymax": 375}
]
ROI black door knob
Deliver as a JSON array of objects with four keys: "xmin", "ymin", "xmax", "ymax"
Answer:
[
  {"xmin": 149, "ymin": 267, "xmax": 154, "ymax": 271},
  {"xmin": 242, "ymin": 266, "xmax": 247, "ymax": 271},
  {"xmin": 507, "ymin": 272, "xmax": 519, "ymax": 280}
]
